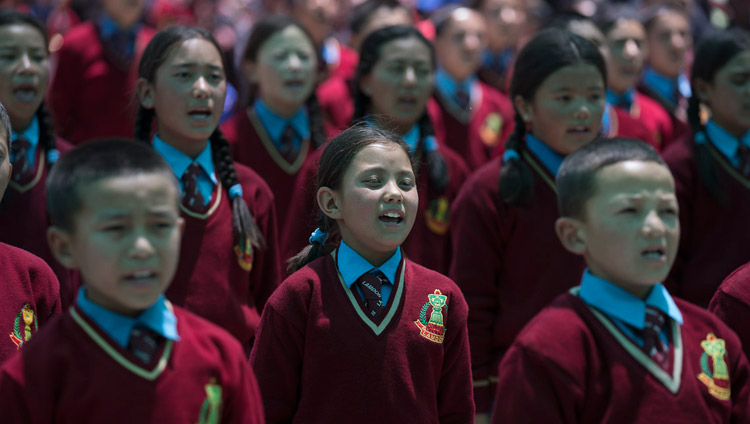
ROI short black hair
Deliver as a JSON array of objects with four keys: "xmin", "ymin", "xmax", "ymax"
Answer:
[
  {"xmin": 350, "ymin": 0, "xmax": 409, "ymax": 35},
  {"xmin": 556, "ymin": 137, "xmax": 666, "ymax": 219},
  {"xmin": 0, "ymin": 101, "xmax": 10, "ymax": 147},
  {"xmin": 46, "ymin": 138, "xmax": 179, "ymax": 231}
]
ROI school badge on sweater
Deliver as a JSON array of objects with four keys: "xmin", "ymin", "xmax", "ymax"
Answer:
[
  {"xmin": 9, "ymin": 303, "xmax": 37, "ymax": 349},
  {"xmin": 414, "ymin": 289, "xmax": 448, "ymax": 343},
  {"xmin": 425, "ymin": 197, "xmax": 450, "ymax": 235},
  {"xmin": 198, "ymin": 378, "xmax": 223, "ymax": 424},
  {"xmin": 697, "ymin": 333, "xmax": 731, "ymax": 400}
]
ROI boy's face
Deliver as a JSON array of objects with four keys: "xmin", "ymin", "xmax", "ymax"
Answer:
[
  {"xmin": 605, "ymin": 19, "xmax": 647, "ymax": 93},
  {"xmin": 561, "ymin": 161, "xmax": 679, "ymax": 299},
  {"xmin": 434, "ymin": 9, "xmax": 487, "ymax": 81},
  {"xmin": 646, "ymin": 12, "xmax": 691, "ymax": 78},
  {"xmin": 0, "ymin": 134, "xmax": 10, "ymax": 198},
  {"xmin": 48, "ymin": 172, "xmax": 183, "ymax": 316}
]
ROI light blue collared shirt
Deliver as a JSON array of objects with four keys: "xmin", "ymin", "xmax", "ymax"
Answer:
[
  {"xmin": 96, "ymin": 13, "xmax": 138, "ymax": 56},
  {"xmin": 337, "ymin": 241, "xmax": 401, "ymax": 304},
  {"xmin": 705, "ymin": 119, "xmax": 750, "ymax": 167},
  {"xmin": 435, "ymin": 67, "xmax": 477, "ymax": 109},
  {"xmin": 153, "ymin": 134, "xmax": 217, "ymax": 206},
  {"xmin": 525, "ymin": 133, "xmax": 564, "ymax": 176},
  {"xmin": 601, "ymin": 102, "xmax": 613, "ymax": 137},
  {"xmin": 76, "ymin": 287, "xmax": 180, "ymax": 348},
  {"xmin": 607, "ymin": 88, "xmax": 636, "ymax": 111},
  {"xmin": 254, "ymin": 99, "xmax": 310, "ymax": 152},
  {"xmin": 482, "ymin": 48, "xmax": 514, "ymax": 76},
  {"xmin": 10, "ymin": 115, "xmax": 39, "ymax": 168},
  {"xmin": 579, "ymin": 269, "xmax": 683, "ymax": 347},
  {"xmin": 364, "ymin": 117, "xmax": 438, "ymax": 155},
  {"xmin": 641, "ymin": 66, "xmax": 691, "ymax": 107}
]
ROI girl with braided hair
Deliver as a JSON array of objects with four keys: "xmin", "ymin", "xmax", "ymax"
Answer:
[
  {"xmin": 448, "ymin": 28, "xmax": 606, "ymax": 421},
  {"xmin": 134, "ymin": 25, "xmax": 281, "ymax": 354},
  {"xmin": 0, "ymin": 10, "xmax": 75, "ymax": 306}
]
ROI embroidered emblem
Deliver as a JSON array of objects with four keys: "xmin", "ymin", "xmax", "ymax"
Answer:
[
  {"xmin": 414, "ymin": 289, "xmax": 448, "ymax": 343},
  {"xmin": 479, "ymin": 113, "xmax": 503, "ymax": 147},
  {"xmin": 197, "ymin": 378, "xmax": 223, "ymax": 424},
  {"xmin": 425, "ymin": 196, "xmax": 450, "ymax": 235},
  {"xmin": 697, "ymin": 333, "xmax": 731, "ymax": 401},
  {"xmin": 9, "ymin": 303, "xmax": 37, "ymax": 349},
  {"xmin": 234, "ymin": 239, "xmax": 254, "ymax": 272}
]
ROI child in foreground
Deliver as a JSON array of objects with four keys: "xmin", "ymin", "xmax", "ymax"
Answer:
[
  {"xmin": 251, "ymin": 124, "xmax": 474, "ymax": 423},
  {"xmin": 492, "ymin": 138, "xmax": 750, "ymax": 423},
  {"xmin": 0, "ymin": 139, "xmax": 264, "ymax": 423}
]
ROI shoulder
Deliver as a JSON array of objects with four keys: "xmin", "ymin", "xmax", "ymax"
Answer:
[
  {"xmin": 267, "ymin": 255, "xmax": 332, "ymax": 309},
  {"xmin": 662, "ymin": 135, "xmax": 696, "ymax": 177},
  {"xmin": 437, "ymin": 144, "xmax": 470, "ymax": 178},
  {"xmin": 455, "ymin": 157, "xmax": 502, "ymax": 204},
  {"xmin": 233, "ymin": 163, "xmax": 275, "ymax": 207},
  {"xmin": 676, "ymin": 298, "xmax": 743, "ymax": 348},
  {"xmin": 0, "ymin": 242, "xmax": 56, "ymax": 280},
  {"xmin": 712, "ymin": 263, "xmax": 750, "ymax": 307},
  {"xmin": 55, "ymin": 137, "xmax": 74, "ymax": 154},
  {"xmin": 514, "ymin": 293, "xmax": 589, "ymax": 350},
  {"xmin": 59, "ymin": 22, "xmax": 98, "ymax": 53},
  {"xmin": 635, "ymin": 91, "xmax": 671, "ymax": 118},
  {"xmin": 479, "ymin": 81, "xmax": 512, "ymax": 108},
  {"xmin": 317, "ymin": 75, "xmax": 349, "ymax": 100},
  {"xmin": 405, "ymin": 260, "xmax": 468, "ymax": 313},
  {"xmin": 172, "ymin": 306, "xmax": 247, "ymax": 358}
]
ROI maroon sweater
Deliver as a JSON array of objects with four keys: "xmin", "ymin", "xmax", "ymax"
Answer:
[
  {"xmin": 316, "ymin": 74, "xmax": 353, "ymax": 135},
  {"xmin": 663, "ymin": 136, "xmax": 750, "ymax": 307},
  {"xmin": 608, "ymin": 105, "xmax": 658, "ymax": 150},
  {"xmin": 710, "ymin": 262, "xmax": 750, "ymax": 361},
  {"xmin": 433, "ymin": 81, "xmax": 514, "ymax": 169},
  {"xmin": 250, "ymin": 254, "xmax": 474, "ymax": 423},
  {"xmin": 167, "ymin": 163, "xmax": 281, "ymax": 353},
  {"xmin": 493, "ymin": 291, "xmax": 750, "ymax": 423},
  {"xmin": 0, "ymin": 304, "xmax": 264, "ymax": 423},
  {"xmin": 0, "ymin": 243, "xmax": 61, "ymax": 365},
  {"xmin": 221, "ymin": 108, "xmax": 317, "ymax": 213},
  {"xmin": 449, "ymin": 154, "xmax": 586, "ymax": 412},
  {"xmin": 615, "ymin": 91, "xmax": 677, "ymax": 150},
  {"xmin": 0, "ymin": 137, "xmax": 75, "ymax": 307},
  {"xmin": 48, "ymin": 22, "xmax": 155, "ymax": 144}
]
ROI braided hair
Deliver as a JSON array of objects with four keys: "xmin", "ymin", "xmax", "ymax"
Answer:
[
  {"xmin": 499, "ymin": 28, "xmax": 607, "ymax": 206},
  {"xmin": 134, "ymin": 26, "xmax": 265, "ymax": 252},
  {"xmin": 243, "ymin": 15, "xmax": 325, "ymax": 149},
  {"xmin": 687, "ymin": 28, "xmax": 750, "ymax": 204},
  {"xmin": 352, "ymin": 25, "xmax": 449, "ymax": 195}
]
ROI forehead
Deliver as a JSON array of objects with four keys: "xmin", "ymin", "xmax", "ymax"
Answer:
[
  {"xmin": 590, "ymin": 160, "xmax": 675, "ymax": 201},
  {"xmin": 259, "ymin": 26, "xmax": 315, "ymax": 53},
  {"xmin": 77, "ymin": 173, "xmax": 179, "ymax": 215},
  {"xmin": 717, "ymin": 51, "xmax": 750, "ymax": 74},
  {"xmin": 364, "ymin": 6, "xmax": 412, "ymax": 28},
  {"xmin": 377, "ymin": 36, "xmax": 432, "ymax": 63},
  {"xmin": 162, "ymin": 38, "xmax": 223, "ymax": 68},
  {"xmin": 537, "ymin": 64, "xmax": 604, "ymax": 93},
  {"xmin": 606, "ymin": 19, "xmax": 645, "ymax": 40},
  {"xmin": 650, "ymin": 11, "xmax": 689, "ymax": 32},
  {"xmin": 0, "ymin": 23, "xmax": 46, "ymax": 47},
  {"xmin": 348, "ymin": 142, "xmax": 413, "ymax": 171},
  {"xmin": 444, "ymin": 8, "xmax": 485, "ymax": 32}
]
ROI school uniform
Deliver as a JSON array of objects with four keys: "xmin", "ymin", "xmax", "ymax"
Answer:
[
  {"xmin": 638, "ymin": 66, "xmax": 692, "ymax": 143},
  {"xmin": 663, "ymin": 120, "xmax": 750, "ymax": 307},
  {"xmin": 316, "ymin": 74, "xmax": 354, "ymax": 136},
  {"xmin": 608, "ymin": 88, "xmax": 677, "ymax": 150},
  {"xmin": 493, "ymin": 271, "xmax": 750, "ymax": 423},
  {"xmin": 601, "ymin": 102, "xmax": 659, "ymax": 150},
  {"xmin": 449, "ymin": 134, "xmax": 586, "ymax": 413},
  {"xmin": 321, "ymin": 37, "xmax": 358, "ymax": 83},
  {"xmin": 48, "ymin": 17, "xmax": 155, "ymax": 144},
  {"xmin": 0, "ymin": 242, "xmax": 61, "ymax": 365},
  {"xmin": 250, "ymin": 244, "xmax": 474, "ymax": 423},
  {"xmin": 433, "ymin": 69, "xmax": 515, "ymax": 169},
  {"xmin": 0, "ymin": 289, "xmax": 264, "ymax": 423},
  {"xmin": 478, "ymin": 48, "xmax": 514, "ymax": 94},
  {"xmin": 710, "ymin": 262, "xmax": 750, "ymax": 361},
  {"xmin": 221, "ymin": 100, "xmax": 315, "ymax": 213},
  {"xmin": 153, "ymin": 135, "xmax": 281, "ymax": 353}
]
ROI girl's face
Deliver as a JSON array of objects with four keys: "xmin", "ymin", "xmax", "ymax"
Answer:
[
  {"xmin": 605, "ymin": 19, "xmax": 647, "ymax": 93},
  {"xmin": 323, "ymin": 142, "xmax": 418, "ymax": 266},
  {"xmin": 0, "ymin": 23, "xmax": 49, "ymax": 130},
  {"xmin": 360, "ymin": 36, "xmax": 434, "ymax": 134},
  {"xmin": 515, "ymin": 64, "xmax": 605, "ymax": 155},
  {"xmin": 101, "ymin": 0, "xmax": 146, "ymax": 29},
  {"xmin": 248, "ymin": 25, "xmax": 317, "ymax": 118},
  {"xmin": 481, "ymin": 0, "xmax": 525, "ymax": 52},
  {"xmin": 290, "ymin": 0, "xmax": 339, "ymax": 46},
  {"xmin": 139, "ymin": 38, "xmax": 226, "ymax": 157},
  {"xmin": 646, "ymin": 12, "xmax": 691, "ymax": 78},
  {"xmin": 697, "ymin": 51, "xmax": 750, "ymax": 138},
  {"xmin": 434, "ymin": 8, "xmax": 487, "ymax": 81}
]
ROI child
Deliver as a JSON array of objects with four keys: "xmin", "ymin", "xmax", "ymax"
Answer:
[
  {"xmin": 710, "ymin": 263, "xmax": 750, "ymax": 361},
  {"xmin": 48, "ymin": 0, "xmax": 155, "ymax": 144},
  {"xmin": 663, "ymin": 28, "xmax": 750, "ymax": 308},
  {"xmin": 431, "ymin": 5, "xmax": 514, "ymax": 169},
  {"xmin": 0, "ymin": 11, "xmax": 76, "ymax": 305},
  {"xmin": 492, "ymin": 137, "xmax": 750, "ymax": 423},
  {"xmin": 449, "ymin": 29, "xmax": 605, "ymax": 419},
  {"xmin": 134, "ymin": 26, "xmax": 281, "ymax": 353},
  {"xmin": 251, "ymin": 124, "xmax": 474, "ymax": 423},
  {"xmin": 284, "ymin": 25, "xmax": 469, "ymax": 275},
  {"xmin": 0, "ymin": 139, "xmax": 264, "ymax": 422},
  {"xmin": 222, "ymin": 16, "xmax": 326, "ymax": 213},
  {"xmin": 0, "ymin": 100, "xmax": 60, "ymax": 365}
]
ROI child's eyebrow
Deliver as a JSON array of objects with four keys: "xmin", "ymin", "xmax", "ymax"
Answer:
[{"xmin": 169, "ymin": 62, "xmax": 224, "ymax": 71}]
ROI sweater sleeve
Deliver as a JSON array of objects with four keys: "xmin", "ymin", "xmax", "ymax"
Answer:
[
  {"xmin": 663, "ymin": 140, "xmax": 695, "ymax": 297},
  {"xmin": 437, "ymin": 288, "xmax": 475, "ymax": 423},
  {"xmin": 246, "ymin": 180, "xmax": 282, "ymax": 317},
  {"xmin": 222, "ymin": 336, "xmax": 266, "ymax": 424},
  {"xmin": 0, "ymin": 354, "xmax": 43, "ymax": 423},
  {"xmin": 31, "ymin": 257, "xmax": 62, "ymax": 325},
  {"xmin": 709, "ymin": 288, "xmax": 750, "ymax": 361},
  {"xmin": 729, "ymin": 339, "xmax": 750, "ymax": 423}
]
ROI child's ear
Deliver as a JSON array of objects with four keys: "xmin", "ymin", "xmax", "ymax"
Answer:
[
  {"xmin": 693, "ymin": 78, "xmax": 711, "ymax": 105},
  {"xmin": 135, "ymin": 78, "xmax": 155, "ymax": 109},
  {"xmin": 513, "ymin": 95, "xmax": 532, "ymax": 125},
  {"xmin": 555, "ymin": 217, "xmax": 587, "ymax": 255},
  {"xmin": 47, "ymin": 227, "xmax": 77, "ymax": 270},
  {"xmin": 317, "ymin": 186, "xmax": 342, "ymax": 220}
]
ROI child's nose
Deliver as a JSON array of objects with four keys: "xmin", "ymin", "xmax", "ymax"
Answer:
[
  {"xmin": 383, "ymin": 180, "xmax": 404, "ymax": 203},
  {"xmin": 130, "ymin": 233, "xmax": 156, "ymax": 258},
  {"xmin": 192, "ymin": 76, "xmax": 210, "ymax": 97},
  {"xmin": 643, "ymin": 211, "xmax": 666, "ymax": 237}
]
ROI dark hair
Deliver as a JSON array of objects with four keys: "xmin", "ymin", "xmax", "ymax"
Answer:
[
  {"xmin": 0, "ymin": 10, "xmax": 59, "ymax": 168},
  {"xmin": 431, "ymin": 4, "xmax": 476, "ymax": 37},
  {"xmin": 0, "ymin": 101, "xmax": 11, "ymax": 147},
  {"xmin": 351, "ymin": 25, "xmax": 449, "ymax": 194},
  {"xmin": 350, "ymin": 0, "xmax": 410, "ymax": 35},
  {"xmin": 594, "ymin": 3, "xmax": 641, "ymax": 36},
  {"xmin": 46, "ymin": 138, "xmax": 179, "ymax": 231},
  {"xmin": 499, "ymin": 28, "xmax": 607, "ymax": 205},
  {"xmin": 134, "ymin": 26, "xmax": 266, "ymax": 251},
  {"xmin": 642, "ymin": 4, "xmax": 689, "ymax": 34},
  {"xmin": 242, "ymin": 15, "xmax": 325, "ymax": 149},
  {"xmin": 688, "ymin": 28, "xmax": 750, "ymax": 203},
  {"xmin": 288, "ymin": 124, "xmax": 415, "ymax": 272},
  {"xmin": 557, "ymin": 137, "xmax": 666, "ymax": 218}
]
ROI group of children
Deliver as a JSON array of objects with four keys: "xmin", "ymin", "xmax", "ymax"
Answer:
[{"xmin": 1, "ymin": 0, "xmax": 750, "ymax": 422}]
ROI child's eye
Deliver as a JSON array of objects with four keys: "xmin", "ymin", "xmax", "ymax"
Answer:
[
  {"xmin": 0, "ymin": 53, "xmax": 16, "ymax": 61},
  {"xmin": 103, "ymin": 225, "xmax": 126, "ymax": 233},
  {"xmin": 363, "ymin": 176, "xmax": 382, "ymax": 187},
  {"xmin": 555, "ymin": 95, "xmax": 571, "ymax": 103},
  {"xmin": 399, "ymin": 179, "xmax": 415, "ymax": 189},
  {"xmin": 174, "ymin": 71, "xmax": 191, "ymax": 79},
  {"xmin": 660, "ymin": 207, "xmax": 678, "ymax": 215},
  {"xmin": 619, "ymin": 207, "xmax": 637, "ymax": 214}
]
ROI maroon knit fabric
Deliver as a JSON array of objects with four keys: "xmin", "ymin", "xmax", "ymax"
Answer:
[
  {"xmin": 710, "ymin": 261, "xmax": 750, "ymax": 361},
  {"xmin": 609, "ymin": 105, "xmax": 659, "ymax": 150}
]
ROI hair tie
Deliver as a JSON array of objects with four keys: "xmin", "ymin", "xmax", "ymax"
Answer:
[
  {"xmin": 423, "ymin": 135, "xmax": 439, "ymax": 153},
  {"xmin": 503, "ymin": 149, "xmax": 520, "ymax": 163},
  {"xmin": 695, "ymin": 131, "xmax": 707, "ymax": 145},
  {"xmin": 46, "ymin": 148, "xmax": 60, "ymax": 165},
  {"xmin": 228, "ymin": 184, "xmax": 243, "ymax": 199},
  {"xmin": 309, "ymin": 227, "xmax": 329, "ymax": 245}
]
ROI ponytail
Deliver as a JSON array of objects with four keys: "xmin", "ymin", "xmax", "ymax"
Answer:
[
  {"xmin": 688, "ymin": 95, "xmax": 725, "ymax": 204},
  {"xmin": 416, "ymin": 112, "xmax": 449, "ymax": 195},
  {"xmin": 37, "ymin": 102, "xmax": 60, "ymax": 166},
  {"xmin": 305, "ymin": 92, "xmax": 326, "ymax": 149},
  {"xmin": 287, "ymin": 211, "xmax": 339, "ymax": 273},
  {"xmin": 498, "ymin": 112, "xmax": 534, "ymax": 205}
]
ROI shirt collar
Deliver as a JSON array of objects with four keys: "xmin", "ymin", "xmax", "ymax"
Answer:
[
  {"xmin": 579, "ymin": 269, "xmax": 683, "ymax": 329},
  {"xmin": 11, "ymin": 115, "xmax": 39, "ymax": 146},
  {"xmin": 705, "ymin": 119, "xmax": 750, "ymax": 160},
  {"xmin": 337, "ymin": 241, "xmax": 401, "ymax": 288},
  {"xmin": 641, "ymin": 66, "xmax": 691, "ymax": 104},
  {"xmin": 97, "ymin": 13, "xmax": 139, "ymax": 39},
  {"xmin": 152, "ymin": 134, "xmax": 217, "ymax": 184},
  {"xmin": 606, "ymin": 88, "xmax": 635, "ymax": 110},
  {"xmin": 76, "ymin": 287, "xmax": 180, "ymax": 348},
  {"xmin": 525, "ymin": 133, "xmax": 564, "ymax": 176},
  {"xmin": 482, "ymin": 48, "xmax": 514, "ymax": 74},
  {"xmin": 435, "ymin": 67, "xmax": 476, "ymax": 99},
  {"xmin": 254, "ymin": 99, "xmax": 310, "ymax": 142}
]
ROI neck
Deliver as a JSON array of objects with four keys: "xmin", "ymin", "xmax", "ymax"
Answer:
[
  {"xmin": 157, "ymin": 130, "xmax": 208, "ymax": 160},
  {"xmin": 9, "ymin": 116, "xmax": 33, "ymax": 133},
  {"xmin": 371, "ymin": 114, "xmax": 415, "ymax": 136},
  {"xmin": 261, "ymin": 97, "xmax": 302, "ymax": 120},
  {"xmin": 712, "ymin": 117, "xmax": 749, "ymax": 139}
]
